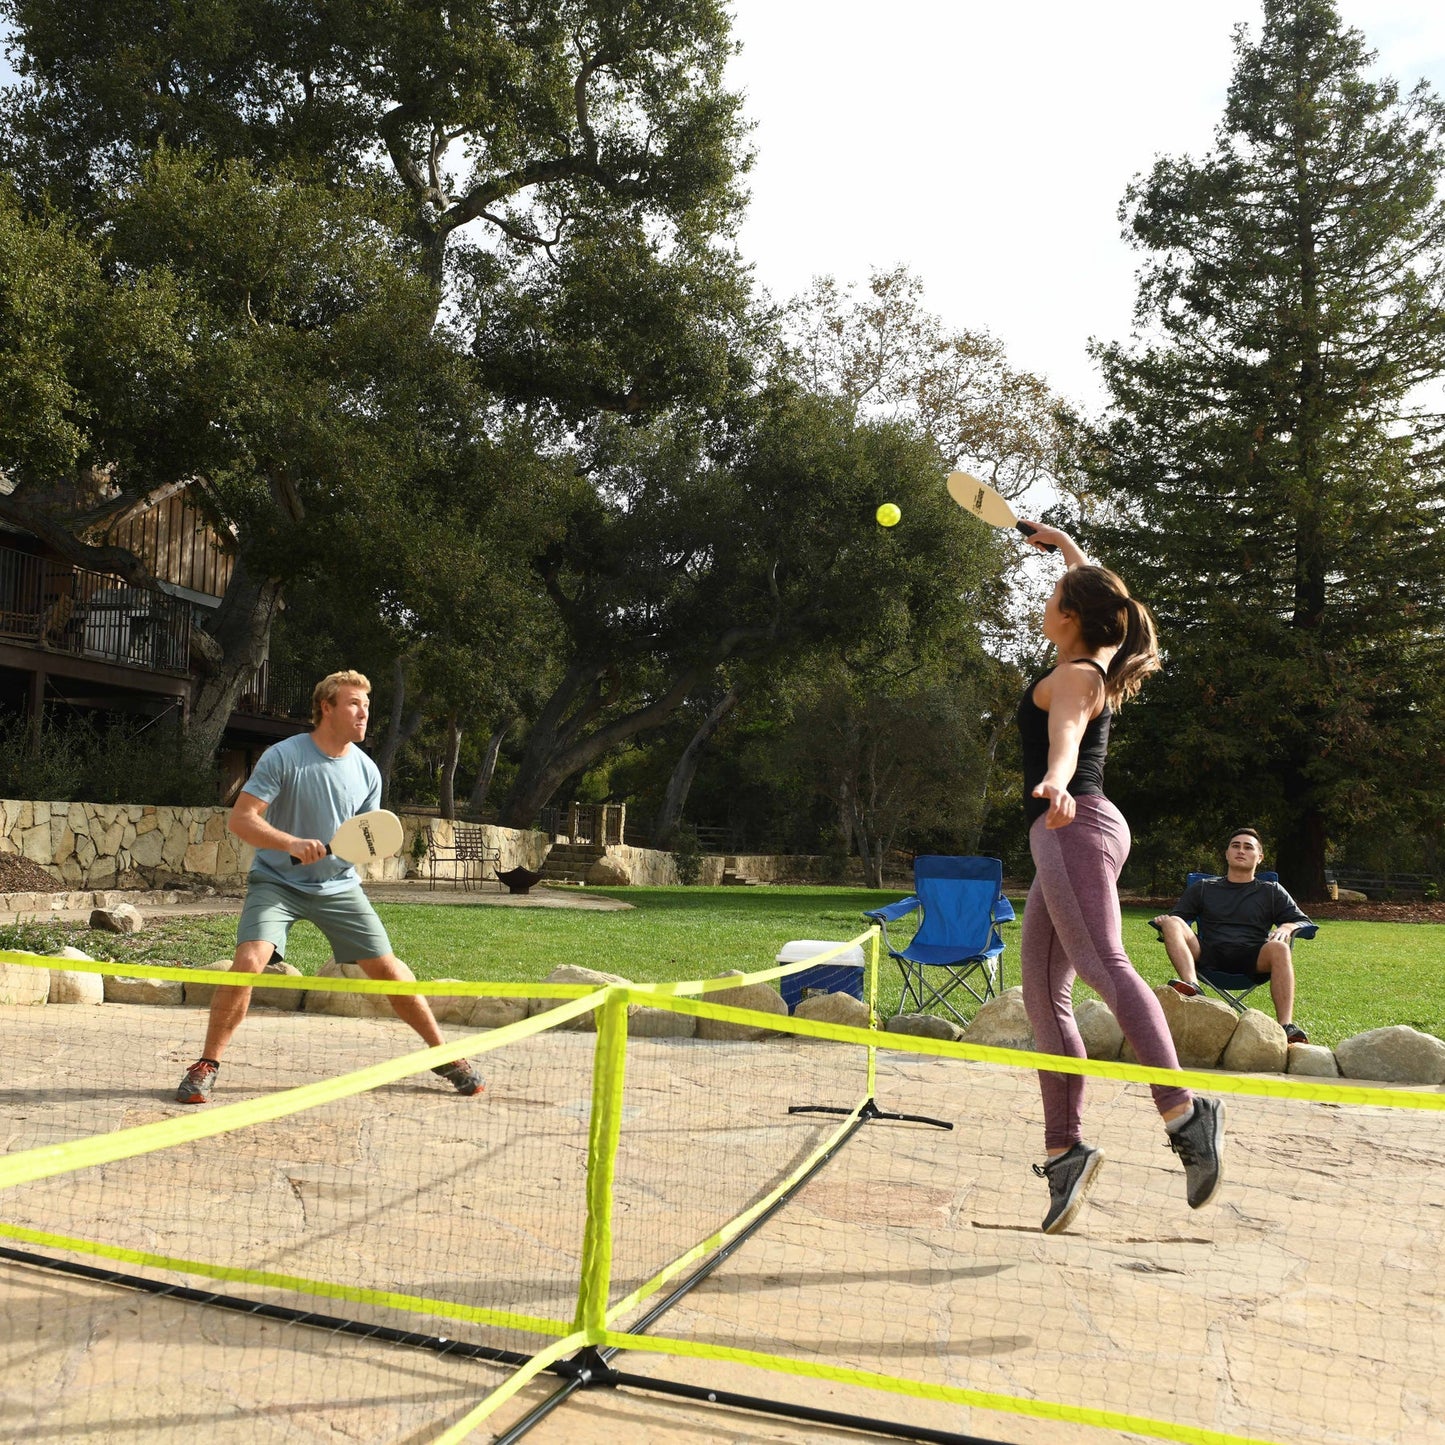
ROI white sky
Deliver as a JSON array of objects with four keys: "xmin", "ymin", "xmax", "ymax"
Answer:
[{"xmin": 724, "ymin": 0, "xmax": 1445, "ymax": 412}]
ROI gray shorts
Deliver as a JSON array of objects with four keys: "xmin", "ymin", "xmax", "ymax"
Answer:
[{"xmin": 238, "ymin": 878, "xmax": 393, "ymax": 964}]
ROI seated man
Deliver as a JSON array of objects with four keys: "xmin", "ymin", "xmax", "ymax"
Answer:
[{"xmin": 1151, "ymin": 828, "xmax": 1314, "ymax": 1044}]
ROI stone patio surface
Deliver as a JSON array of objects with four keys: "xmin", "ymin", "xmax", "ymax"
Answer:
[{"xmin": 2, "ymin": 989, "xmax": 1443, "ymax": 1445}]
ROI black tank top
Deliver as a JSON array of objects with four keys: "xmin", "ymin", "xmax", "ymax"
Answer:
[{"xmin": 1017, "ymin": 660, "xmax": 1112, "ymax": 823}]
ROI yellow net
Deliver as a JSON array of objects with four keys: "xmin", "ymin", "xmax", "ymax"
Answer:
[{"xmin": 2, "ymin": 939, "xmax": 1443, "ymax": 1445}]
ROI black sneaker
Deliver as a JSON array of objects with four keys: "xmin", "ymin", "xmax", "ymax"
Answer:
[
  {"xmin": 1283, "ymin": 1023, "xmax": 1309, "ymax": 1045},
  {"xmin": 176, "ymin": 1059, "xmax": 219, "ymax": 1105},
  {"xmin": 1168, "ymin": 1097, "xmax": 1226, "ymax": 1209},
  {"xmin": 1031, "ymin": 1142, "xmax": 1104, "ymax": 1234},
  {"xmin": 433, "ymin": 1059, "xmax": 485, "ymax": 1096}
]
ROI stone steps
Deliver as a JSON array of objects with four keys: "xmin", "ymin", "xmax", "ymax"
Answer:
[
  {"xmin": 719, "ymin": 856, "xmax": 758, "ymax": 886},
  {"xmin": 540, "ymin": 843, "xmax": 606, "ymax": 884}
]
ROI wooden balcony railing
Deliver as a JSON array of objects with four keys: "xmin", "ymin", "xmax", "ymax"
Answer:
[
  {"xmin": 0, "ymin": 545, "xmax": 191, "ymax": 674},
  {"xmin": 538, "ymin": 802, "xmax": 628, "ymax": 846},
  {"xmin": 234, "ymin": 659, "xmax": 311, "ymax": 721}
]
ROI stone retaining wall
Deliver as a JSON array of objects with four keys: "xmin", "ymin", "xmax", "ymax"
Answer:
[
  {"xmin": 0, "ymin": 798, "xmax": 890, "ymax": 892},
  {"xmin": 0, "ymin": 800, "xmax": 253, "ymax": 888},
  {"xmin": 0, "ymin": 887, "xmax": 215, "ymax": 916},
  {"xmin": 406, "ymin": 817, "xmax": 550, "ymax": 880},
  {"xmin": 0, "ymin": 800, "xmax": 557, "ymax": 889},
  {"xmin": 695, "ymin": 854, "xmax": 867, "ymax": 886}
]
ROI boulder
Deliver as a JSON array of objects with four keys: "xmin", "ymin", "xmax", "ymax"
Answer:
[
  {"xmin": 1157, "ymin": 986, "xmax": 1238, "ymax": 1068},
  {"xmin": 628, "ymin": 1005, "xmax": 698, "ymax": 1038},
  {"xmin": 45, "ymin": 946, "xmax": 103, "ymax": 1005},
  {"xmin": 49, "ymin": 970, "xmax": 104, "ymax": 1005},
  {"xmin": 1287, "ymin": 1043, "xmax": 1341, "ymax": 1078},
  {"xmin": 695, "ymin": 971, "xmax": 789, "ymax": 1040},
  {"xmin": 425, "ymin": 981, "xmax": 478, "ymax": 1025},
  {"xmin": 793, "ymin": 992, "xmax": 873, "ymax": 1031},
  {"xmin": 0, "ymin": 957, "xmax": 50, "ymax": 1006},
  {"xmin": 1076, "ymin": 998, "xmax": 1124, "ymax": 1060},
  {"xmin": 584, "ymin": 855, "xmax": 632, "ymax": 886},
  {"xmin": 184, "ymin": 958, "xmax": 303, "ymax": 1011},
  {"xmin": 528, "ymin": 964, "xmax": 629, "ymax": 1031},
  {"xmin": 303, "ymin": 958, "xmax": 399, "ymax": 1018},
  {"xmin": 89, "ymin": 903, "xmax": 144, "ymax": 933},
  {"xmin": 102, "ymin": 973, "xmax": 183, "ymax": 1005},
  {"xmin": 466, "ymin": 996, "xmax": 531, "ymax": 1030},
  {"xmin": 960, "ymin": 987, "xmax": 1035, "ymax": 1051},
  {"xmin": 1336, "ymin": 1025, "xmax": 1445, "ymax": 1085},
  {"xmin": 886, "ymin": 1013, "xmax": 963, "ymax": 1041},
  {"xmin": 250, "ymin": 959, "xmax": 304, "ymax": 1012},
  {"xmin": 1220, "ymin": 1009, "xmax": 1288, "ymax": 1073},
  {"xmin": 183, "ymin": 959, "xmax": 240, "ymax": 1007}
]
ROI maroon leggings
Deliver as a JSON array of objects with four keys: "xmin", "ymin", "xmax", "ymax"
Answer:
[{"xmin": 1021, "ymin": 795, "xmax": 1191, "ymax": 1151}]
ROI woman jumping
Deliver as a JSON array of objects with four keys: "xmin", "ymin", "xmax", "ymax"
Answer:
[{"xmin": 1015, "ymin": 521, "xmax": 1224, "ymax": 1234}]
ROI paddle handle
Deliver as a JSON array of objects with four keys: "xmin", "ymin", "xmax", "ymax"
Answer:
[{"xmin": 1015, "ymin": 521, "xmax": 1057, "ymax": 552}]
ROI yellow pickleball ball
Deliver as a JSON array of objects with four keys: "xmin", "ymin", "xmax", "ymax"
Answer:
[{"xmin": 876, "ymin": 502, "xmax": 901, "ymax": 528}]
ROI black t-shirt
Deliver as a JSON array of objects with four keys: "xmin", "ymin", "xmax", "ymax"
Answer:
[{"xmin": 1171, "ymin": 877, "xmax": 1312, "ymax": 949}]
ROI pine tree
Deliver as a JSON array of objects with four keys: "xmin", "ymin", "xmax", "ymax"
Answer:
[{"xmin": 1086, "ymin": 0, "xmax": 1445, "ymax": 898}]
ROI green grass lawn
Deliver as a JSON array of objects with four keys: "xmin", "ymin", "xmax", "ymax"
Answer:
[{"xmin": 3, "ymin": 886, "xmax": 1440, "ymax": 1050}]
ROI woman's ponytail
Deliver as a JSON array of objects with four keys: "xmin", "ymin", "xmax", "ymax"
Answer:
[
  {"xmin": 1106, "ymin": 595, "xmax": 1161, "ymax": 706},
  {"xmin": 1057, "ymin": 565, "xmax": 1161, "ymax": 707}
]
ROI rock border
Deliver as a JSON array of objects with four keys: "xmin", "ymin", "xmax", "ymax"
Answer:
[
  {"xmin": 3, "ymin": 956, "xmax": 1442, "ymax": 1088},
  {"xmin": 911, "ymin": 985, "xmax": 1445, "ymax": 1086}
]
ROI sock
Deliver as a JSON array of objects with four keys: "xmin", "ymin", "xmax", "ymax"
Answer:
[{"xmin": 1165, "ymin": 1103, "xmax": 1196, "ymax": 1134}]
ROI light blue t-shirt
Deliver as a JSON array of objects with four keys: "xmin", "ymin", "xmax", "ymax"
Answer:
[{"xmin": 242, "ymin": 732, "xmax": 382, "ymax": 894}]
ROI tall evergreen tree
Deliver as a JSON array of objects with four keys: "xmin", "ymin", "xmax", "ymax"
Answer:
[{"xmin": 1086, "ymin": 0, "xmax": 1445, "ymax": 898}]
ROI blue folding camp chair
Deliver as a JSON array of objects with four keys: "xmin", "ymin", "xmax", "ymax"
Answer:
[
  {"xmin": 863, "ymin": 855, "xmax": 1015, "ymax": 1025},
  {"xmin": 1148, "ymin": 871, "xmax": 1319, "ymax": 1014}
]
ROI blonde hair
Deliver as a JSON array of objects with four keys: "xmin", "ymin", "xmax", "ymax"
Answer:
[
  {"xmin": 311, "ymin": 670, "xmax": 371, "ymax": 727},
  {"xmin": 1057, "ymin": 565, "xmax": 1160, "ymax": 707}
]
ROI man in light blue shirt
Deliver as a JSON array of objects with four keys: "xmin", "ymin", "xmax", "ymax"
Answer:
[{"xmin": 177, "ymin": 670, "xmax": 483, "ymax": 1103}]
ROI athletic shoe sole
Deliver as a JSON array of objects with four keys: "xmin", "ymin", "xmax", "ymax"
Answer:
[{"xmin": 1042, "ymin": 1149, "xmax": 1104, "ymax": 1235}]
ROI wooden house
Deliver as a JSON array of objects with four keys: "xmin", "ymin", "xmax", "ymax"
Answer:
[{"xmin": 0, "ymin": 483, "xmax": 309, "ymax": 794}]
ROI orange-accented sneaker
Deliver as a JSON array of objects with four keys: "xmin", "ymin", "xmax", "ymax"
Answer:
[
  {"xmin": 176, "ymin": 1059, "xmax": 219, "ymax": 1105},
  {"xmin": 433, "ymin": 1059, "xmax": 485, "ymax": 1096}
]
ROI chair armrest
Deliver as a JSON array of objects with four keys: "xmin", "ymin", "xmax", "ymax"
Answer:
[
  {"xmin": 994, "ymin": 895, "xmax": 1016, "ymax": 924},
  {"xmin": 1283, "ymin": 923, "xmax": 1318, "ymax": 943},
  {"xmin": 863, "ymin": 897, "xmax": 921, "ymax": 924},
  {"xmin": 1148, "ymin": 913, "xmax": 1197, "ymax": 938}
]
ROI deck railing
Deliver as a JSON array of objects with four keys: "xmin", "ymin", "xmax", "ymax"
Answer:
[
  {"xmin": 234, "ymin": 659, "xmax": 312, "ymax": 721},
  {"xmin": 537, "ymin": 802, "xmax": 628, "ymax": 846},
  {"xmin": 0, "ymin": 545, "xmax": 191, "ymax": 674}
]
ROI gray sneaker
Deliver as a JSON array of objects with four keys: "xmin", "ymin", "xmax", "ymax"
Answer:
[
  {"xmin": 1031, "ymin": 1142, "xmax": 1104, "ymax": 1234},
  {"xmin": 432, "ymin": 1059, "xmax": 485, "ymax": 1096},
  {"xmin": 1168, "ymin": 1096, "xmax": 1226, "ymax": 1208},
  {"xmin": 176, "ymin": 1059, "xmax": 219, "ymax": 1105}
]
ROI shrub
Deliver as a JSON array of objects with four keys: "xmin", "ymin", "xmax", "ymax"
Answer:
[
  {"xmin": 671, "ymin": 822, "xmax": 703, "ymax": 885},
  {"xmin": 0, "ymin": 713, "xmax": 220, "ymax": 805}
]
